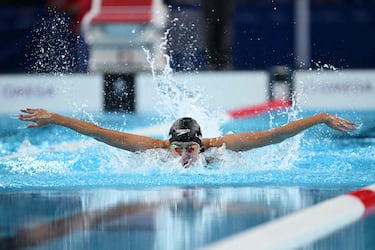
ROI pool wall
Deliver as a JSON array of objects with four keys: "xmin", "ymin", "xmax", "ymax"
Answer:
[{"xmin": 0, "ymin": 70, "xmax": 375, "ymax": 114}]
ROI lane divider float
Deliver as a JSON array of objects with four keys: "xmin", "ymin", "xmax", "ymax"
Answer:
[{"xmin": 201, "ymin": 184, "xmax": 375, "ymax": 250}]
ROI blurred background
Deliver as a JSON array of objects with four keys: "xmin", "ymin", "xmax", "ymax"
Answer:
[{"xmin": 1, "ymin": 0, "xmax": 374, "ymax": 74}]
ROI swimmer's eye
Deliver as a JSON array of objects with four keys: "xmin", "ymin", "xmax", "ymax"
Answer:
[
  {"xmin": 186, "ymin": 147, "xmax": 196, "ymax": 153},
  {"xmin": 170, "ymin": 143, "xmax": 199, "ymax": 154},
  {"xmin": 174, "ymin": 147, "xmax": 182, "ymax": 154}
]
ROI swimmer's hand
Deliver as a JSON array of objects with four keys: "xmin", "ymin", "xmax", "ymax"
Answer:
[
  {"xmin": 321, "ymin": 113, "xmax": 357, "ymax": 133},
  {"xmin": 18, "ymin": 108, "xmax": 52, "ymax": 128}
]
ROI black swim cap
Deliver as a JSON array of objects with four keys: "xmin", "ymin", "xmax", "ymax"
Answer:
[{"xmin": 169, "ymin": 117, "xmax": 204, "ymax": 151}]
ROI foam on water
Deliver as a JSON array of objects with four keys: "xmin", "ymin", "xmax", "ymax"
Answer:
[
  {"xmin": 0, "ymin": 123, "xmax": 329, "ymax": 189},
  {"xmin": 2, "ymin": 129, "xmax": 374, "ymax": 189}
]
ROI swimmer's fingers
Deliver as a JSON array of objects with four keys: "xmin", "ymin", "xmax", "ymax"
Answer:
[
  {"xmin": 20, "ymin": 108, "xmax": 40, "ymax": 114},
  {"xmin": 18, "ymin": 109, "xmax": 37, "ymax": 121},
  {"xmin": 18, "ymin": 108, "xmax": 51, "ymax": 128},
  {"xmin": 19, "ymin": 108, "xmax": 40, "ymax": 118},
  {"xmin": 325, "ymin": 114, "xmax": 357, "ymax": 133},
  {"xmin": 18, "ymin": 116, "xmax": 43, "ymax": 128},
  {"xmin": 18, "ymin": 113, "xmax": 34, "ymax": 121},
  {"xmin": 18, "ymin": 113, "xmax": 33, "ymax": 122}
]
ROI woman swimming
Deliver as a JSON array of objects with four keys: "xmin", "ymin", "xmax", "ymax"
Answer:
[{"xmin": 18, "ymin": 108, "xmax": 356, "ymax": 168}]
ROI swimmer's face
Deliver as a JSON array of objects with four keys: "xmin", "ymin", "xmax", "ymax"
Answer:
[{"xmin": 170, "ymin": 142, "xmax": 200, "ymax": 168}]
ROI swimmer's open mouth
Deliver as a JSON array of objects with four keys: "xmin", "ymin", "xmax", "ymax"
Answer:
[{"xmin": 182, "ymin": 159, "xmax": 192, "ymax": 168}]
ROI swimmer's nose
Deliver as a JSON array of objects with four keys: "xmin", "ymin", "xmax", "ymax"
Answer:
[{"xmin": 178, "ymin": 151, "xmax": 188, "ymax": 156}]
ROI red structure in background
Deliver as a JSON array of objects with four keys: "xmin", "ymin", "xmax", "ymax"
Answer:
[{"xmin": 90, "ymin": 0, "xmax": 153, "ymax": 23}]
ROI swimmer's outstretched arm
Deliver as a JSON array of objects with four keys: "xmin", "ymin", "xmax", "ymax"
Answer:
[
  {"xmin": 18, "ymin": 108, "xmax": 169, "ymax": 152},
  {"xmin": 204, "ymin": 113, "xmax": 356, "ymax": 152}
]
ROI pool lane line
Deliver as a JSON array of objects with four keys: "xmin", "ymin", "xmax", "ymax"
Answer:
[
  {"xmin": 349, "ymin": 185, "xmax": 375, "ymax": 216},
  {"xmin": 201, "ymin": 184, "xmax": 375, "ymax": 250}
]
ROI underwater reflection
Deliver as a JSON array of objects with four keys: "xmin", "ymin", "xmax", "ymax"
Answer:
[
  {"xmin": 307, "ymin": 214, "xmax": 375, "ymax": 250},
  {"xmin": 0, "ymin": 186, "xmax": 371, "ymax": 250}
]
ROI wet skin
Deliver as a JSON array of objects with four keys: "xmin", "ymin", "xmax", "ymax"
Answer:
[{"xmin": 170, "ymin": 142, "xmax": 200, "ymax": 168}]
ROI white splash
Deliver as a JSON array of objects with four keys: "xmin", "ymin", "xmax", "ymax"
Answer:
[{"xmin": 142, "ymin": 28, "xmax": 223, "ymax": 137}]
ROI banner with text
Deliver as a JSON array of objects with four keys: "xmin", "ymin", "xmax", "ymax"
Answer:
[
  {"xmin": 0, "ymin": 74, "xmax": 103, "ymax": 113},
  {"xmin": 295, "ymin": 70, "xmax": 375, "ymax": 110}
]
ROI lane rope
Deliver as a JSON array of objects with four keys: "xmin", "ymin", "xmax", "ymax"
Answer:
[{"xmin": 201, "ymin": 184, "xmax": 375, "ymax": 250}]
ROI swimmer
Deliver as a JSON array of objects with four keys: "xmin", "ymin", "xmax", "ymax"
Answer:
[{"xmin": 18, "ymin": 108, "xmax": 356, "ymax": 168}]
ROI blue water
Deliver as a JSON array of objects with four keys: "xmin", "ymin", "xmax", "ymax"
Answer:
[
  {"xmin": 0, "ymin": 110, "xmax": 375, "ymax": 249},
  {"xmin": 0, "ymin": 110, "xmax": 374, "ymax": 189}
]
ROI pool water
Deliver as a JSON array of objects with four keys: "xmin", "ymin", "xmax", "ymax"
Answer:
[
  {"xmin": 0, "ymin": 110, "xmax": 375, "ymax": 249},
  {"xmin": 1, "ymin": 110, "xmax": 374, "ymax": 188}
]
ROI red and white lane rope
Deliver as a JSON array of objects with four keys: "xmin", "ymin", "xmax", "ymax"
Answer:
[{"xmin": 202, "ymin": 184, "xmax": 375, "ymax": 250}]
